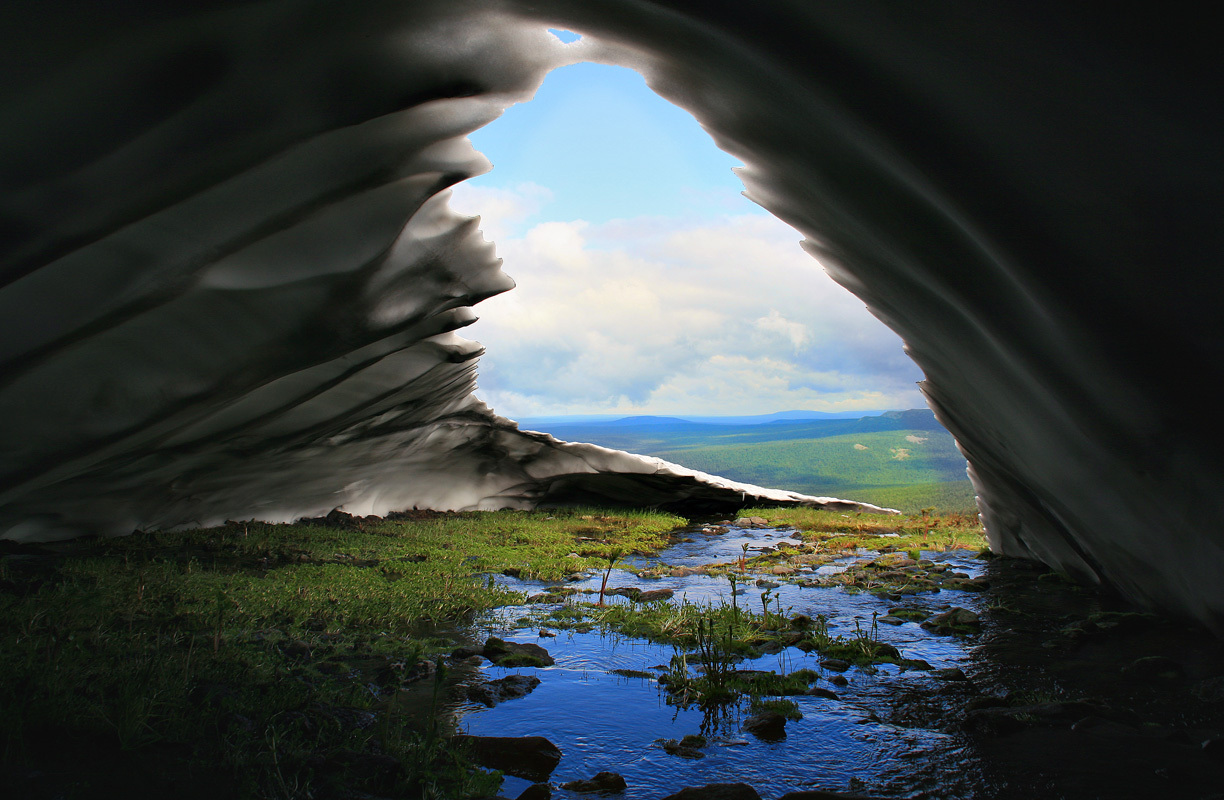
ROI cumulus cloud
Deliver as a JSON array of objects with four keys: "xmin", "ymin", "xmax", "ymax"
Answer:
[
  {"xmin": 754, "ymin": 310, "xmax": 811, "ymax": 351},
  {"xmin": 453, "ymin": 185, "xmax": 926, "ymax": 416}
]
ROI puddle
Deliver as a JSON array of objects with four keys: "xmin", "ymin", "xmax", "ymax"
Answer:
[
  {"xmin": 446, "ymin": 522, "xmax": 1224, "ymax": 799},
  {"xmin": 452, "ymin": 523, "xmax": 993, "ymax": 798}
]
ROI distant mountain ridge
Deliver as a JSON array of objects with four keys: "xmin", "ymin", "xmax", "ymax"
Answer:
[
  {"xmin": 516, "ymin": 409, "xmax": 887, "ymax": 427},
  {"xmin": 519, "ymin": 409, "xmax": 946, "ymax": 448}
]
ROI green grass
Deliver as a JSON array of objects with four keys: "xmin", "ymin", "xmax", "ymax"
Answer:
[
  {"xmin": 0, "ymin": 507, "xmax": 685, "ymax": 799},
  {"xmin": 830, "ymin": 481, "xmax": 977, "ymax": 514},
  {"xmin": 650, "ymin": 429, "xmax": 972, "ymax": 513},
  {"xmin": 738, "ymin": 507, "xmax": 984, "ymax": 551}
]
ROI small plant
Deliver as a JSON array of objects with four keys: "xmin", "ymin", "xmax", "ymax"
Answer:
[
  {"xmin": 727, "ymin": 573, "xmax": 740, "ymax": 629},
  {"xmin": 759, "ymin": 588, "xmax": 784, "ymax": 629},
  {"xmin": 597, "ymin": 549, "xmax": 624, "ymax": 607},
  {"xmin": 212, "ymin": 586, "xmax": 228, "ymax": 653},
  {"xmin": 749, "ymin": 696, "xmax": 802, "ymax": 721},
  {"xmin": 920, "ymin": 507, "xmax": 935, "ymax": 542}
]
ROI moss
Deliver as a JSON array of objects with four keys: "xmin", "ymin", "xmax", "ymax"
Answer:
[{"xmin": 0, "ymin": 507, "xmax": 685, "ymax": 798}]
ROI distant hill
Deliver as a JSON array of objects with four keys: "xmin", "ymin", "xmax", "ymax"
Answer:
[
  {"xmin": 518, "ymin": 408, "xmax": 975, "ymax": 513},
  {"xmin": 515, "ymin": 409, "xmax": 885, "ymax": 427},
  {"xmin": 675, "ymin": 409, "xmax": 886, "ymax": 425}
]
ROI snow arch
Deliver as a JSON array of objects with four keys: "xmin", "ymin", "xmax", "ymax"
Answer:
[{"xmin": 1, "ymin": 2, "xmax": 1221, "ymax": 625}]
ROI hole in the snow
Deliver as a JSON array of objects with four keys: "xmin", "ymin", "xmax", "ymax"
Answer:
[
  {"xmin": 451, "ymin": 62, "xmax": 923, "ymax": 421},
  {"xmin": 449, "ymin": 60, "xmax": 971, "ymax": 509}
]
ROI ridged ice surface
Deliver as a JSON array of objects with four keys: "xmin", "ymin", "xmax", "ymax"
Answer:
[{"xmin": 2, "ymin": 3, "xmax": 1222, "ymax": 624}]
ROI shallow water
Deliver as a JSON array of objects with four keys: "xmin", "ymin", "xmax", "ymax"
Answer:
[
  {"xmin": 452, "ymin": 522, "xmax": 990, "ymax": 798},
  {"xmin": 446, "ymin": 523, "xmax": 1224, "ymax": 799}
]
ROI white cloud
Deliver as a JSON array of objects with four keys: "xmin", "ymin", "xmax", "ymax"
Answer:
[
  {"xmin": 754, "ymin": 310, "xmax": 811, "ymax": 351},
  {"xmin": 453, "ymin": 189, "xmax": 925, "ymax": 417}
]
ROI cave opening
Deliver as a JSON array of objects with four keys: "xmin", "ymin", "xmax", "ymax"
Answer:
[
  {"xmin": 445, "ymin": 51, "xmax": 972, "ymax": 514},
  {"xmin": 452, "ymin": 57, "xmax": 925, "ymax": 423}
]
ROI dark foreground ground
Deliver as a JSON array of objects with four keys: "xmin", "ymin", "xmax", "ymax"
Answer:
[{"xmin": 2, "ymin": 509, "xmax": 1224, "ymax": 799}]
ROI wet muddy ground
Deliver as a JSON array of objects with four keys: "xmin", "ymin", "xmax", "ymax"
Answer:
[{"xmin": 448, "ymin": 519, "xmax": 1224, "ymax": 799}]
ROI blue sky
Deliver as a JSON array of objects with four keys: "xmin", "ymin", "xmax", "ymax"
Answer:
[
  {"xmin": 449, "ymin": 54, "xmax": 926, "ymax": 418},
  {"xmin": 462, "ymin": 61, "xmax": 754, "ymax": 226}
]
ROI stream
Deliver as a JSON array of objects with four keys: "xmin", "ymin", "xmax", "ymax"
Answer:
[{"xmin": 439, "ymin": 519, "xmax": 1224, "ymax": 799}]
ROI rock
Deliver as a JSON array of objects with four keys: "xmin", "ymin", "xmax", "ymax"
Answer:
[
  {"xmin": 606, "ymin": 586, "xmax": 642, "ymax": 600},
  {"xmin": 921, "ymin": 607, "xmax": 980, "ymax": 632},
  {"xmin": 703, "ymin": 526, "xmax": 730, "ymax": 535},
  {"xmin": 451, "ymin": 645, "xmax": 483, "ymax": 660},
  {"xmin": 560, "ymin": 771, "xmax": 627, "ymax": 793},
  {"xmin": 661, "ymin": 784, "xmax": 763, "ymax": 800},
  {"xmin": 790, "ymin": 614, "xmax": 812, "ymax": 629},
  {"xmin": 876, "ymin": 615, "xmax": 905, "ymax": 625},
  {"xmin": 887, "ymin": 607, "xmax": 931, "ymax": 622},
  {"xmin": 899, "ymin": 658, "xmax": 934, "ymax": 671},
  {"xmin": 680, "ymin": 734, "xmax": 707, "ymax": 748},
  {"xmin": 828, "ymin": 675, "xmax": 849, "ymax": 687},
  {"xmin": 742, "ymin": 710, "xmax": 787, "ymax": 740},
  {"xmin": 538, "ymin": 628, "xmax": 556, "ymax": 637},
  {"xmin": 661, "ymin": 739, "xmax": 706, "ymax": 759},
  {"xmin": 870, "ymin": 642, "xmax": 902, "ymax": 660},
  {"xmin": 734, "ymin": 517, "xmax": 770, "ymax": 528},
  {"xmin": 781, "ymin": 630, "xmax": 806, "ymax": 646},
  {"xmin": 452, "ymin": 735, "xmax": 562, "ymax": 781},
  {"xmin": 806, "ymin": 687, "xmax": 840, "ymax": 700},
  {"xmin": 517, "ymin": 784, "xmax": 552, "ymax": 800},
  {"xmin": 1121, "ymin": 655, "xmax": 1184, "ymax": 680},
  {"xmin": 932, "ymin": 667, "xmax": 968, "ymax": 681},
  {"xmin": 755, "ymin": 579, "xmax": 780, "ymax": 589},
  {"xmin": 638, "ymin": 589, "xmax": 674, "ymax": 603},
  {"xmin": 465, "ymin": 674, "xmax": 541, "ymax": 707},
  {"xmin": 503, "ymin": 567, "xmax": 523, "ymax": 578},
  {"xmin": 482, "ymin": 637, "xmax": 555, "ymax": 667},
  {"xmin": 820, "ymin": 658, "xmax": 851, "ymax": 672},
  {"xmin": 771, "ymin": 565, "xmax": 797, "ymax": 576},
  {"xmin": 670, "ymin": 567, "xmax": 703, "ymax": 577}
]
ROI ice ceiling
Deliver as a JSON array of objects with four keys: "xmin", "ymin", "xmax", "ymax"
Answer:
[{"xmin": 1, "ymin": 2, "xmax": 1222, "ymax": 625}]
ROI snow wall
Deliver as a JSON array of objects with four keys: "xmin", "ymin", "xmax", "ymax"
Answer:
[{"xmin": 2, "ymin": 2, "xmax": 1222, "ymax": 625}]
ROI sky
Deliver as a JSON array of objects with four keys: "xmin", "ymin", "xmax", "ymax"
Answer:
[{"xmin": 449, "ymin": 46, "xmax": 925, "ymax": 419}]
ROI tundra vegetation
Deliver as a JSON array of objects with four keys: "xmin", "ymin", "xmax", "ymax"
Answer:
[{"xmin": 0, "ymin": 506, "xmax": 983, "ymax": 798}]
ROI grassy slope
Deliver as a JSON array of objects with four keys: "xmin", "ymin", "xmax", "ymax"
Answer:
[
  {"xmin": 652, "ymin": 429, "xmax": 974, "ymax": 513},
  {"xmin": 528, "ymin": 411, "xmax": 976, "ymax": 513}
]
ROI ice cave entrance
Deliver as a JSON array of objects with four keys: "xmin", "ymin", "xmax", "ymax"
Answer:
[{"xmin": 448, "ymin": 59, "xmax": 925, "ymax": 424}]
